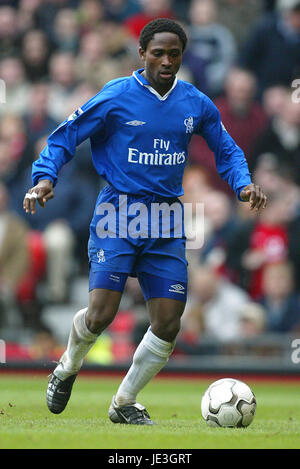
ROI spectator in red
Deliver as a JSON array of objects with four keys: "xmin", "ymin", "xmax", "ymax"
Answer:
[
  {"xmin": 16, "ymin": 229, "xmax": 47, "ymax": 329},
  {"xmin": 124, "ymin": 0, "xmax": 176, "ymax": 40},
  {"xmin": 226, "ymin": 194, "xmax": 300, "ymax": 300}
]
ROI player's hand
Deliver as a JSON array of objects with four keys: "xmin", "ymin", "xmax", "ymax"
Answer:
[
  {"xmin": 240, "ymin": 183, "xmax": 267, "ymax": 212},
  {"xmin": 23, "ymin": 179, "xmax": 54, "ymax": 215}
]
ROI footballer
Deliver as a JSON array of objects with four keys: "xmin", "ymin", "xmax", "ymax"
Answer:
[{"xmin": 23, "ymin": 18, "xmax": 267, "ymax": 425}]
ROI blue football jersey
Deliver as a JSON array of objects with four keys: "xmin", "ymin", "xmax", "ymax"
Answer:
[{"xmin": 32, "ymin": 68, "xmax": 252, "ymax": 198}]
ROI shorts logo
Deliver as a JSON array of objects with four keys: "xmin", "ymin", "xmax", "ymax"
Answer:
[
  {"xmin": 168, "ymin": 283, "xmax": 185, "ymax": 294},
  {"xmin": 109, "ymin": 274, "xmax": 120, "ymax": 283},
  {"xmin": 97, "ymin": 249, "xmax": 106, "ymax": 263},
  {"xmin": 184, "ymin": 116, "xmax": 193, "ymax": 133}
]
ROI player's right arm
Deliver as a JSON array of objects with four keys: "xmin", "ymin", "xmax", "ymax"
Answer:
[{"xmin": 22, "ymin": 80, "xmax": 122, "ymax": 215}]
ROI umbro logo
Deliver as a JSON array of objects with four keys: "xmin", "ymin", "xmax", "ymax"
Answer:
[
  {"xmin": 109, "ymin": 274, "xmax": 120, "ymax": 283},
  {"xmin": 125, "ymin": 120, "xmax": 146, "ymax": 126},
  {"xmin": 168, "ymin": 284, "xmax": 185, "ymax": 294}
]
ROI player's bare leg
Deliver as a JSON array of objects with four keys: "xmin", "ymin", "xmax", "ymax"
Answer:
[
  {"xmin": 109, "ymin": 297, "xmax": 185, "ymax": 425},
  {"xmin": 46, "ymin": 289, "xmax": 122, "ymax": 414}
]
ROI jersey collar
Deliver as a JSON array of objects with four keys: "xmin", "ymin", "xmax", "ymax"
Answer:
[{"xmin": 132, "ymin": 68, "xmax": 178, "ymax": 101}]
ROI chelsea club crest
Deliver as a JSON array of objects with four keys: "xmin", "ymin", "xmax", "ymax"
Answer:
[
  {"xmin": 97, "ymin": 249, "xmax": 106, "ymax": 263},
  {"xmin": 184, "ymin": 116, "xmax": 194, "ymax": 134}
]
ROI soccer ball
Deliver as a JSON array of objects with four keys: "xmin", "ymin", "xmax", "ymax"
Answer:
[{"xmin": 201, "ymin": 378, "xmax": 256, "ymax": 428}]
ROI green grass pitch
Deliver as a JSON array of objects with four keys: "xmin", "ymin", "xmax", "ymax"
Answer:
[{"xmin": 0, "ymin": 373, "xmax": 300, "ymax": 449}]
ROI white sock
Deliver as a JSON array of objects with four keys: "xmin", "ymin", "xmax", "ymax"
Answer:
[
  {"xmin": 54, "ymin": 308, "xmax": 98, "ymax": 380},
  {"xmin": 115, "ymin": 327, "xmax": 175, "ymax": 406}
]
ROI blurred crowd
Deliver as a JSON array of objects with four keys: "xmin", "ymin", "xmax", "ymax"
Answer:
[{"xmin": 0, "ymin": 0, "xmax": 299, "ymax": 363}]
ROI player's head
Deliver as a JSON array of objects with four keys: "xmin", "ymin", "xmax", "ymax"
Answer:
[
  {"xmin": 139, "ymin": 18, "xmax": 187, "ymax": 91},
  {"xmin": 139, "ymin": 18, "xmax": 187, "ymax": 53}
]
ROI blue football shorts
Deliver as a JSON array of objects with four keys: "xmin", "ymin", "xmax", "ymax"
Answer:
[{"xmin": 88, "ymin": 185, "xmax": 188, "ymax": 302}]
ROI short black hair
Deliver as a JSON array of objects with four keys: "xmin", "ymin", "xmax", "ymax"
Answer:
[{"xmin": 139, "ymin": 18, "xmax": 188, "ymax": 52}]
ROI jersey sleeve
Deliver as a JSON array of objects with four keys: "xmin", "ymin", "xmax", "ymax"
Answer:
[
  {"xmin": 197, "ymin": 96, "xmax": 252, "ymax": 200},
  {"xmin": 31, "ymin": 85, "xmax": 114, "ymax": 186}
]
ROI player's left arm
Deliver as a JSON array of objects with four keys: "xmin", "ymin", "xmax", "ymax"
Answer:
[
  {"xmin": 198, "ymin": 96, "xmax": 267, "ymax": 211},
  {"xmin": 239, "ymin": 183, "xmax": 267, "ymax": 211}
]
